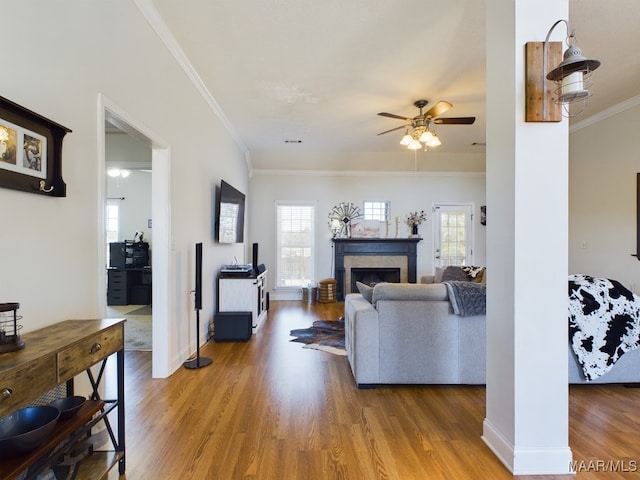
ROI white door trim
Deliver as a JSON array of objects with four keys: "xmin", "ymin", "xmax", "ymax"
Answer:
[{"xmin": 97, "ymin": 93, "xmax": 172, "ymax": 378}]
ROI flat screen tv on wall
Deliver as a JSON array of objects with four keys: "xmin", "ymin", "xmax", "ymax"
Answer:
[{"xmin": 216, "ymin": 180, "xmax": 245, "ymax": 244}]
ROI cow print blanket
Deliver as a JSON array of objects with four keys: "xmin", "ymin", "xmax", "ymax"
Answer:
[{"xmin": 568, "ymin": 274, "xmax": 640, "ymax": 381}]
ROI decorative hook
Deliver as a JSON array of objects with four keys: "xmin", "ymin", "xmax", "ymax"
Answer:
[{"xmin": 39, "ymin": 180, "xmax": 54, "ymax": 193}]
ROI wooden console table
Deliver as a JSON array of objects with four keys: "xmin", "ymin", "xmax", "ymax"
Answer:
[{"xmin": 0, "ymin": 319, "xmax": 125, "ymax": 479}]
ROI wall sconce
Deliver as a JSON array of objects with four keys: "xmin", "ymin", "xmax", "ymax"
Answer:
[{"xmin": 525, "ymin": 20, "xmax": 600, "ymax": 122}]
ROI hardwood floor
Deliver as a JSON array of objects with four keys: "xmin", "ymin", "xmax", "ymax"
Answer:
[{"xmin": 111, "ymin": 301, "xmax": 640, "ymax": 479}]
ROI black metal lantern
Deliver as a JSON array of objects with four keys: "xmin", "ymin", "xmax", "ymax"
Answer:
[{"xmin": 0, "ymin": 303, "xmax": 25, "ymax": 353}]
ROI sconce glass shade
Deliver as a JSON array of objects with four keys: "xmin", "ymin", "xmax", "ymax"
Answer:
[{"xmin": 559, "ymin": 71, "xmax": 588, "ymax": 102}]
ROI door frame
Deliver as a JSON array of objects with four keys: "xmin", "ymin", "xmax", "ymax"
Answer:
[{"xmin": 97, "ymin": 94, "xmax": 172, "ymax": 378}]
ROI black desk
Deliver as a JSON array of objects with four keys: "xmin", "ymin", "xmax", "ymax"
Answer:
[{"xmin": 107, "ymin": 267, "xmax": 152, "ymax": 305}]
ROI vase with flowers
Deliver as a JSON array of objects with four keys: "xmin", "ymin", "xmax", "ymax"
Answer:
[{"xmin": 405, "ymin": 210, "xmax": 426, "ymax": 238}]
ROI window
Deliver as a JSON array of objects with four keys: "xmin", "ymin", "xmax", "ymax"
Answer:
[
  {"xmin": 276, "ymin": 203, "xmax": 315, "ymax": 288},
  {"xmin": 105, "ymin": 201, "xmax": 120, "ymax": 265},
  {"xmin": 363, "ymin": 201, "xmax": 389, "ymax": 221},
  {"xmin": 433, "ymin": 204, "xmax": 474, "ymax": 267}
]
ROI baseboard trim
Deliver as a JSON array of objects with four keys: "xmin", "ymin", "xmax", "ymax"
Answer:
[
  {"xmin": 269, "ymin": 290, "xmax": 303, "ymax": 301},
  {"xmin": 482, "ymin": 419, "xmax": 574, "ymax": 475},
  {"xmin": 482, "ymin": 418, "xmax": 514, "ymax": 472}
]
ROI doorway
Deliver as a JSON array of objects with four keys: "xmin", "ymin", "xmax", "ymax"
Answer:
[
  {"xmin": 98, "ymin": 94, "xmax": 172, "ymax": 378},
  {"xmin": 105, "ymin": 124, "xmax": 153, "ymax": 351},
  {"xmin": 433, "ymin": 204, "xmax": 475, "ymax": 267}
]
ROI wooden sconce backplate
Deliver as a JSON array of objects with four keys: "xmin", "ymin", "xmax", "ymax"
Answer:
[{"xmin": 525, "ymin": 41, "xmax": 562, "ymax": 122}]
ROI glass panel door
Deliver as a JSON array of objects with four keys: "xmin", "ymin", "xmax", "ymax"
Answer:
[{"xmin": 433, "ymin": 204, "xmax": 474, "ymax": 267}]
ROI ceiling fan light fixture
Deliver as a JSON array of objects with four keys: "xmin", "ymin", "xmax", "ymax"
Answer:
[
  {"xmin": 424, "ymin": 133, "xmax": 441, "ymax": 147},
  {"xmin": 107, "ymin": 168, "xmax": 131, "ymax": 178},
  {"xmin": 377, "ymin": 99, "xmax": 475, "ymax": 149},
  {"xmin": 400, "ymin": 130, "xmax": 413, "ymax": 146},
  {"xmin": 407, "ymin": 139, "xmax": 422, "ymax": 150},
  {"xmin": 418, "ymin": 129, "xmax": 434, "ymax": 143}
]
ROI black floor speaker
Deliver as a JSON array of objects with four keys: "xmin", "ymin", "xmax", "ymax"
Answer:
[{"xmin": 214, "ymin": 312, "xmax": 252, "ymax": 341}]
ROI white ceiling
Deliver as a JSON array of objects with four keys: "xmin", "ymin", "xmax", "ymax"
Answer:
[{"xmin": 143, "ymin": 0, "xmax": 640, "ymax": 170}]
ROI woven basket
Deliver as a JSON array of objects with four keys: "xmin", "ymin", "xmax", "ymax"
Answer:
[{"xmin": 318, "ymin": 278, "xmax": 337, "ymax": 303}]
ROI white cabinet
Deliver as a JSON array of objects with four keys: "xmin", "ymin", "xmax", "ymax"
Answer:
[{"xmin": 218, "ymin": 270, "xmax": 268, "ymax": 333}]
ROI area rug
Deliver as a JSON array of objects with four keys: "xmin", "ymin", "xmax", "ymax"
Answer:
[
  {"xmin": 128, "ymin": 305, "xmax": 152, "ymax": 316},
  {"xmin": 124, "ymin": 315, "xmax": 152, "ymax": 351},
  {"xmin": 289, "ymin": 317, "xmax": 346, "ymax": 356}
]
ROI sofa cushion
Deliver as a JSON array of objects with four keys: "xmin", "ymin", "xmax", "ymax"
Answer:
[
  {"xmin": 441, "ymin": 266, "xmax": 470, "ymax": 282},
  {"xmin": 355, "ymin": 281, "xmax": 374, "ymax": 303},
  {"xmin": 440, "ymin": 265, "xmax": 486, "ymax": 283},
  {"xmin": 372, "ymin": 283, "xmax": 448, "ymax": 303}
]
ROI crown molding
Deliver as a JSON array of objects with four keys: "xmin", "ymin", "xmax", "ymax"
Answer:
[
  {"xmin": 133, "ymin": 0, "xmax": 251, "ymax": 173},
  {"xmin": 251, "ymin": 169, "xmax": 485, "ymax": 178},
  {"xmin": 570, "ymin": 95, "xmax": 640, "ymax": 133}
]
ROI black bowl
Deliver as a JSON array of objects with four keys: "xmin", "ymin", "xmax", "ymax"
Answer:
[
  {"xmin": 49, "ymin": 396, "xmax": 86, "ymax": 420},
  {"xmin": 0, "ymin": 406, "xmax": 60, "ymax": 458}
]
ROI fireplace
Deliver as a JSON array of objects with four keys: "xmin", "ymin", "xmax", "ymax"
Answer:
[
  {"xmin": 333, "ymin": 238, "xmax": 421, "ymax": 300},
  {"xmin": 351, "ymin": 267, "xmax": 401, "ymax": 292}
]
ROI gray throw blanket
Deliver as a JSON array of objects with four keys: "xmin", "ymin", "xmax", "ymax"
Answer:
[{"xmin": 444, "ymin": 281, "xmax": 486, "ymax": 316}]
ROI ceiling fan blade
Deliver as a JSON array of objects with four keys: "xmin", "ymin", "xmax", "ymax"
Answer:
[
  {"xmin": 433, "ymin": 117, "xmax": 476, "ymax": 125},
  {"xmin": 378, "ymin": 112, "xmax": 413, "ymax": 121},
  {"xmin": 423, "ymin": 101, "xmax": 453, "ymax": 119},
  {"xmin": 377, "ymin": 125, "xmax": 409, "ymax": 136}
]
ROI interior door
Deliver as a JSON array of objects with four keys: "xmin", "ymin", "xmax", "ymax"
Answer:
[{"xmin": 433, "ymin": 204, "xmax": 474, "ymax": 267}]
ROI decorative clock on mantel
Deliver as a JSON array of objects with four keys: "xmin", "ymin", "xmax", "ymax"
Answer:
[{"xmin": 328, "ymin": 202, "xmax": 363, "ymax": 238}]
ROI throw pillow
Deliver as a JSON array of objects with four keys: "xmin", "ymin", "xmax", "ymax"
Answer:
[
  {"xmin": 462, "ymin": 266, "xmax": 485, "ymax": 281},
  {"xmin": 473, "ymin": 268, "xmax": 486, "ymax": 283},
  {"xmin": 441, "ymin": 266, "xmax": 469, "ymax": 282},
  {"xmin": 434, "ymin": 266, "xmax": 445, "ymax": 283},
  {"xmin": 356, "ymin": 281, "xmax": 374, "ymax": 303}
]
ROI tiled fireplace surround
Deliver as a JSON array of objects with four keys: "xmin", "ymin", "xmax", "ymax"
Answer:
[{"xmin": 333, "ymin": 238, "xmax": 421, "ymax": 300}]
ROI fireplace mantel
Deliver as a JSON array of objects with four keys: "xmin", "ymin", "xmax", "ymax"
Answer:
[{"xmin": 333, "ymin": 238, "xmax": 421, "ymax": 300}]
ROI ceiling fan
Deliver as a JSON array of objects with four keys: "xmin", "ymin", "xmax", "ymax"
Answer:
[{"xmin": 377, "ymin": 100, "xmax": 475, "ymax": 150}]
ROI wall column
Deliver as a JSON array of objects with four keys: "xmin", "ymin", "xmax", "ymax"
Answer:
[{"xmin": 483, "ymin": 0, "xmax": 573, "ymax": 474}]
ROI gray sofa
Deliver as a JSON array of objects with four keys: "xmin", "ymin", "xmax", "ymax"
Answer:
[
  {"xmin": 344, "ymin": 281, "xmax": 485, "ymax": 387},
  {"xmin": 344, "ymin": 277, "xmax": 640, "ymax": 388}
]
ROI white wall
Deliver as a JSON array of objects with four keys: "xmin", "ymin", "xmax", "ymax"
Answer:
[
  {"xmin": 106, "ymin": 170, "xmax": 152, "ymax": 246},
  {"xmin": 106, "ymin": 133, "xmax": 153, "ymax": 248},
  {"xmin": 249, "ymin": 170, "xmax": 486, "ymax": 299},
  {"xmin": 569, "ymin": 102, "xmax": 640, "ymax": 291},
  {"xmin": 1, "ymin": 1, "xmax": 247, "ymax": 375}
]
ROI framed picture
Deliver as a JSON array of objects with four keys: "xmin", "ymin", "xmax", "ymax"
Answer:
[
  {"xmin": 0, "ymin": 96, "xmax": 71, "ymax": 197},
  {"xmin": 351, "ymin": 220, "xmax": 382, "ymax": 238}
]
